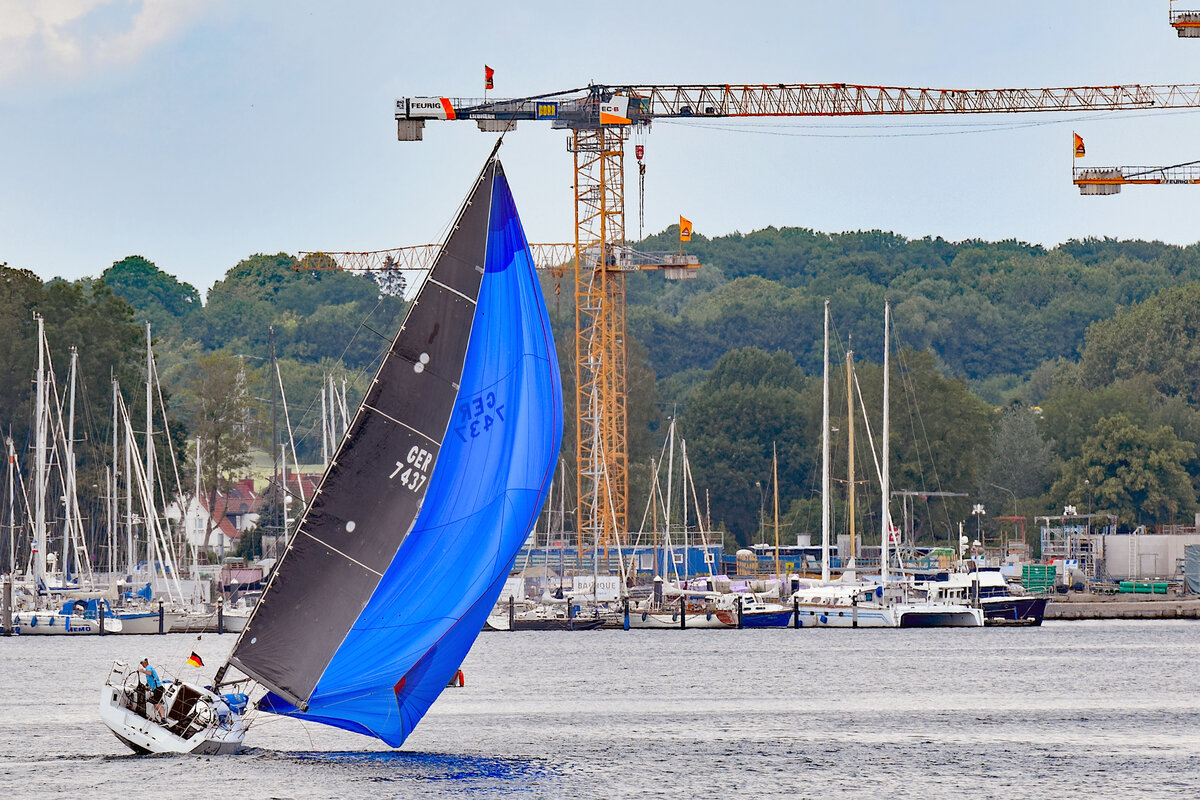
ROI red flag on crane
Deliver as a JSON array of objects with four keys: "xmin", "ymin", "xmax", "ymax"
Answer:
[
  {"xmin": 1073, "ymin": 132, "xmax": 1085, "ymax": 158},
  {"xmin": 485, "ymin": 65, "xmax": 495, "ymax": 91}
]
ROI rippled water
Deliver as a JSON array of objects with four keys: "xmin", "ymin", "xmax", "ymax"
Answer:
[{"xmin": 2, "ymin": 621, "xmax": 1197, "ymax": 798}]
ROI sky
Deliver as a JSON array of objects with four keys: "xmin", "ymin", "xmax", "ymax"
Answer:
[{"xmin": 2, "ymin": 0, "xmax": 1199, "ymax": 297}]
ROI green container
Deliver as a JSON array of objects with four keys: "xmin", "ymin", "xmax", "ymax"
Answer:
[{"xmin": 1022, "ymin": 564, "xmax": 1056, "ymax": 593}]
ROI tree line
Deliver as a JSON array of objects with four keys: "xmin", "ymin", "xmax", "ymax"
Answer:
[{"xmin": 4, "ymin": 226, "xmax": 1199, "ymax": 557}]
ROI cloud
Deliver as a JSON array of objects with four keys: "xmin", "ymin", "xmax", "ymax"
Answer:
[{"xmin": 0, "ymin": 0, "xmax": 219, "ymax": 85}]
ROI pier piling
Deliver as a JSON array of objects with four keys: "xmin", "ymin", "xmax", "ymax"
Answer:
[{"xmin": 3, "ymin": 578, "xmax": 13, "ymax": 636}]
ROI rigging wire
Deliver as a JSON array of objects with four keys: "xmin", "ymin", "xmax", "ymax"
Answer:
[{"xmin": 659, "ymin": 106, "xmax": 1200, "ymax": 139}]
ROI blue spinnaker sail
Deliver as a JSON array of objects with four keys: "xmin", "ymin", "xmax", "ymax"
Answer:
[{"xmin": 258, "ymin": 163, "xmax": 562, "ymax": 746}]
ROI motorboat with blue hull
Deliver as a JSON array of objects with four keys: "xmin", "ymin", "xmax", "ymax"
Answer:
[
  {"xmin": 715, "ymin": 595, "xmax": 793, "ymax": 628},
  {"xmin": 921, "ymin": 569, "xmax": 1048, "ymax": 626},
  {"xmin": 100, "ymin": 149, "xmax": 563, "ymax": 755}
]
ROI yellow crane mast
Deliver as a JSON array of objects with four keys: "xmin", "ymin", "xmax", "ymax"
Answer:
[{"xmin": 392, "ymin": 80, "xmax": 1200, "ymax": 558}]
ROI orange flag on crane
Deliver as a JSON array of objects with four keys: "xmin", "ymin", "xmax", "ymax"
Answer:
[
  {"xmin": 679, "ymin": 216, "xmax": 693, "ymax": 242},
  {"xmin": 485, "ymin": 65, "xmax": 494, "ymax": 91},
  {"xmin": 1073, "ymin": 132, "xmax": 1085, "ymax": 158}
]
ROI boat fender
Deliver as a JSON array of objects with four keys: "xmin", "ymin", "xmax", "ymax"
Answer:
[
  {"xmin": 30, "ymin": 615, "xmax": 37, "ymax": 628},
  {"xmin": 50, "ymin": 616, "xmax": 57, "ymax": 627},
  {"xmin": 641, "ymin": 611, "xmax": 648, "ymax": 622},
  {"xmin": 819, "ymin": 614, "xmax": 828, "ymax": 625},
  {"xmin": 705, "ymin": 610, "xmax": 712, "ymax": 621}
]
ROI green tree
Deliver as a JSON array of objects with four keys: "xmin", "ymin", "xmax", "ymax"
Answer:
[
  {"xmin": 981, "ymin": 405, "xmax": 1057, "ymax": 509},
  {"xmin": 180, "ymin": 353, "xmax": 257, "ymax": 551},
  {"xmin": 1052, "ymin": 414, "xmax": 1197, "ymax": 528},
  {"xmin": 1078, "ymin": 282, "xmax": 1200, "ymax": 401},
  {"xmin": 679, "ymin": 348, "xmax": 814, "ymax": 544},
  {"xmin": 101, "ymin": 256, "xmax": 201, "ymax": 339}
]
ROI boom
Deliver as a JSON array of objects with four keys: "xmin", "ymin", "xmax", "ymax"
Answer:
[{"xmin": 397, "ymin": 83, "xmax": 1200, "ymax": 136}]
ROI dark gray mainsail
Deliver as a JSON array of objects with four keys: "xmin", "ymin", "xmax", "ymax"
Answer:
[{"xmin": 222, "ymin": 159, "xmax": 497, "ymax": 709}]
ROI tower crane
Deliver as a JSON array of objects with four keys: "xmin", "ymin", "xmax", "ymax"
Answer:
[
  {"xmin": 1074, "ymin": 159, "xmax": 1200, "ymax": 194},
  {"xmin": 385, "ymin": 80, "xmax": 1200, "ymax": 558},
  {"xmin": 1170, "ymin": 0, "xmax": 1200, "ymax": 36}
]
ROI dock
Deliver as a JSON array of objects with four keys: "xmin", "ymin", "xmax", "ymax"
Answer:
[{"xmin": 1045, "ymin": 594, "xmax": 1200, "ymax": 620}]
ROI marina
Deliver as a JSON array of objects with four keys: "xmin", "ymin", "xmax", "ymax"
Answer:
[{"xmin": 4, "ymin": 7, "xmax": 1200, "ymax": 797}]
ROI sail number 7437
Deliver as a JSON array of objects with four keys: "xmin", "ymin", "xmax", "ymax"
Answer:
[{"xmin": 390, "ymin": 445, "xmax": 434, "ymax": 492}]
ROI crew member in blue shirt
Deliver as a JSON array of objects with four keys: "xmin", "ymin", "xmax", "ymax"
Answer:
[{"xmin": 139, "ymin": 657, "xmax": 166, "ymax": 721}]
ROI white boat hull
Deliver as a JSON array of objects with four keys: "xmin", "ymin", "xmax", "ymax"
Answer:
[
  {"xmin": 12, "ymin": 611, "xmax": 122, "ymax": 634},
  {"xmin": 114, "ymin": 611, "xmax": 183, "ymax": 635},
  {"xmin": 627, "ymin": 609, "xmax": 729, "ymax": 629},
  {"xmin": 169, "ymin": 609, "xmax": 250, "ymax": 633},
  {"xmin": 99, "ymin": 662, "xmax": 246, "ymax": 755},
  {"xmin": 896, "ymin": 602, "xmax": 984, "ymax": 627},
  {"xmin": 793, "ymin": 603, "xmax": 897, "ymax": 628}
]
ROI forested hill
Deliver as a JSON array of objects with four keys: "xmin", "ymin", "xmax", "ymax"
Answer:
[
  {"xmin": 625, "ymin": 227, "xmax": 1200, "ymax": 400},
  {"xmin": 7, "ymin": 225, "xmax": 1200, "ymax": 546}
]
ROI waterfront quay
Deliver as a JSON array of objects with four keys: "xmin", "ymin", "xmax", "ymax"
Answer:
[{"xmin": 1046, "ymin": 593, "xmax": 1200, "ymax": 620}]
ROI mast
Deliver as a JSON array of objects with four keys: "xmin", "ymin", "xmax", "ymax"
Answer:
[
  {"xmin": 144, "ymin": 324, "xmax": 154, "ymax": 569},
  {"xmin": 664, "ymin": 415, "xmax": 677, "ymax": 583},
  {"xmin": 821, "ymin": 300, "xmax": 831, "ymax": 582},
  {"xmin": 880, "ymin": 301, "xmax": 891, "ymax": 586},
  {"xmin": 111, "ymin": 378, "xmax": 119, "ymax": 577},
  {"xmin": 6, "ymin": 438, "xmax": 15, "ymax": 576},
  {"xmin": 772, "ymin": 441, "xmax": 780, "ymax": 580},
  {"xmin": 124, "ymin": 406, "xmax": 135, "ymax": 576},
  {"xmin": 63, "ymin": 347, "xmax": 79, "ymax": 580},
  {"xmin": 270, "ymin": 326, "xmax": 280, "ymax": 544},
  {"xmin": 846, "ymin": 345, "xmax": 856, "ymax": 566},
  {"xmin": 320, "ymin": 374, "xmax": 329, "ymax": 468},
  {"xmin": 33, "ymin": 315, "xmax": 47, "ymax": 587}
]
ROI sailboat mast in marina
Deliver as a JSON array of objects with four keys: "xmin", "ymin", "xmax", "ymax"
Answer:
[
  {"xmin": 821, "ymin": 299, "xmax": 831, "ymax": 582},
  {"xmin": 880, "ymin": 300, "xmax": 891, "ymax": 585},
  {"xmin": 101, "ymin": 148, "xmax": 563, "ymax": 754},
  {"xmin": 845, "ymin": 343, "xmax": 856, "ymax": 568}
]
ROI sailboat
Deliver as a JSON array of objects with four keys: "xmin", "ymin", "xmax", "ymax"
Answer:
[
  {"xmin": 99, "ymin": 149, "xmax": 563, "ymax": 754},
  {"xmin": 792, "ymin": 301, "xmax": 982, "ymax": 628}
]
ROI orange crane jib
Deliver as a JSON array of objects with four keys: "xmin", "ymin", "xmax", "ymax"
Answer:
[{"xmin": 396, "ymin": 82, "xmax": 1200, "ymax": 132}]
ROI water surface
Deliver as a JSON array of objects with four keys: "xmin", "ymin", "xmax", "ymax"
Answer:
[{"xmin": 2, "ymin": 621, "xmax": 1195, "ymax": 798}]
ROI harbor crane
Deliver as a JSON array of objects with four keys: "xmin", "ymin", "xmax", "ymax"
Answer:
[
  {"xmin": 1072, "ymin": 131, "xmax": 1200, "ymax": 194},
  {"xmin": 1170, "ymin": 0, "xmax": 1200, "ymax": 36},
  {"xmin": 376, "ymin": 80, "xmax": 1200, "ymax": 556},
  {"xmin": 1075, "ymin": 159, "xmax": 1200, "ymax": 194}
]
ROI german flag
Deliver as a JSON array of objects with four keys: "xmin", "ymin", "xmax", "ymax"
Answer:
[{"xmin": 187, "ymin": 652, "xmax": 204, "ymax": 668}]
